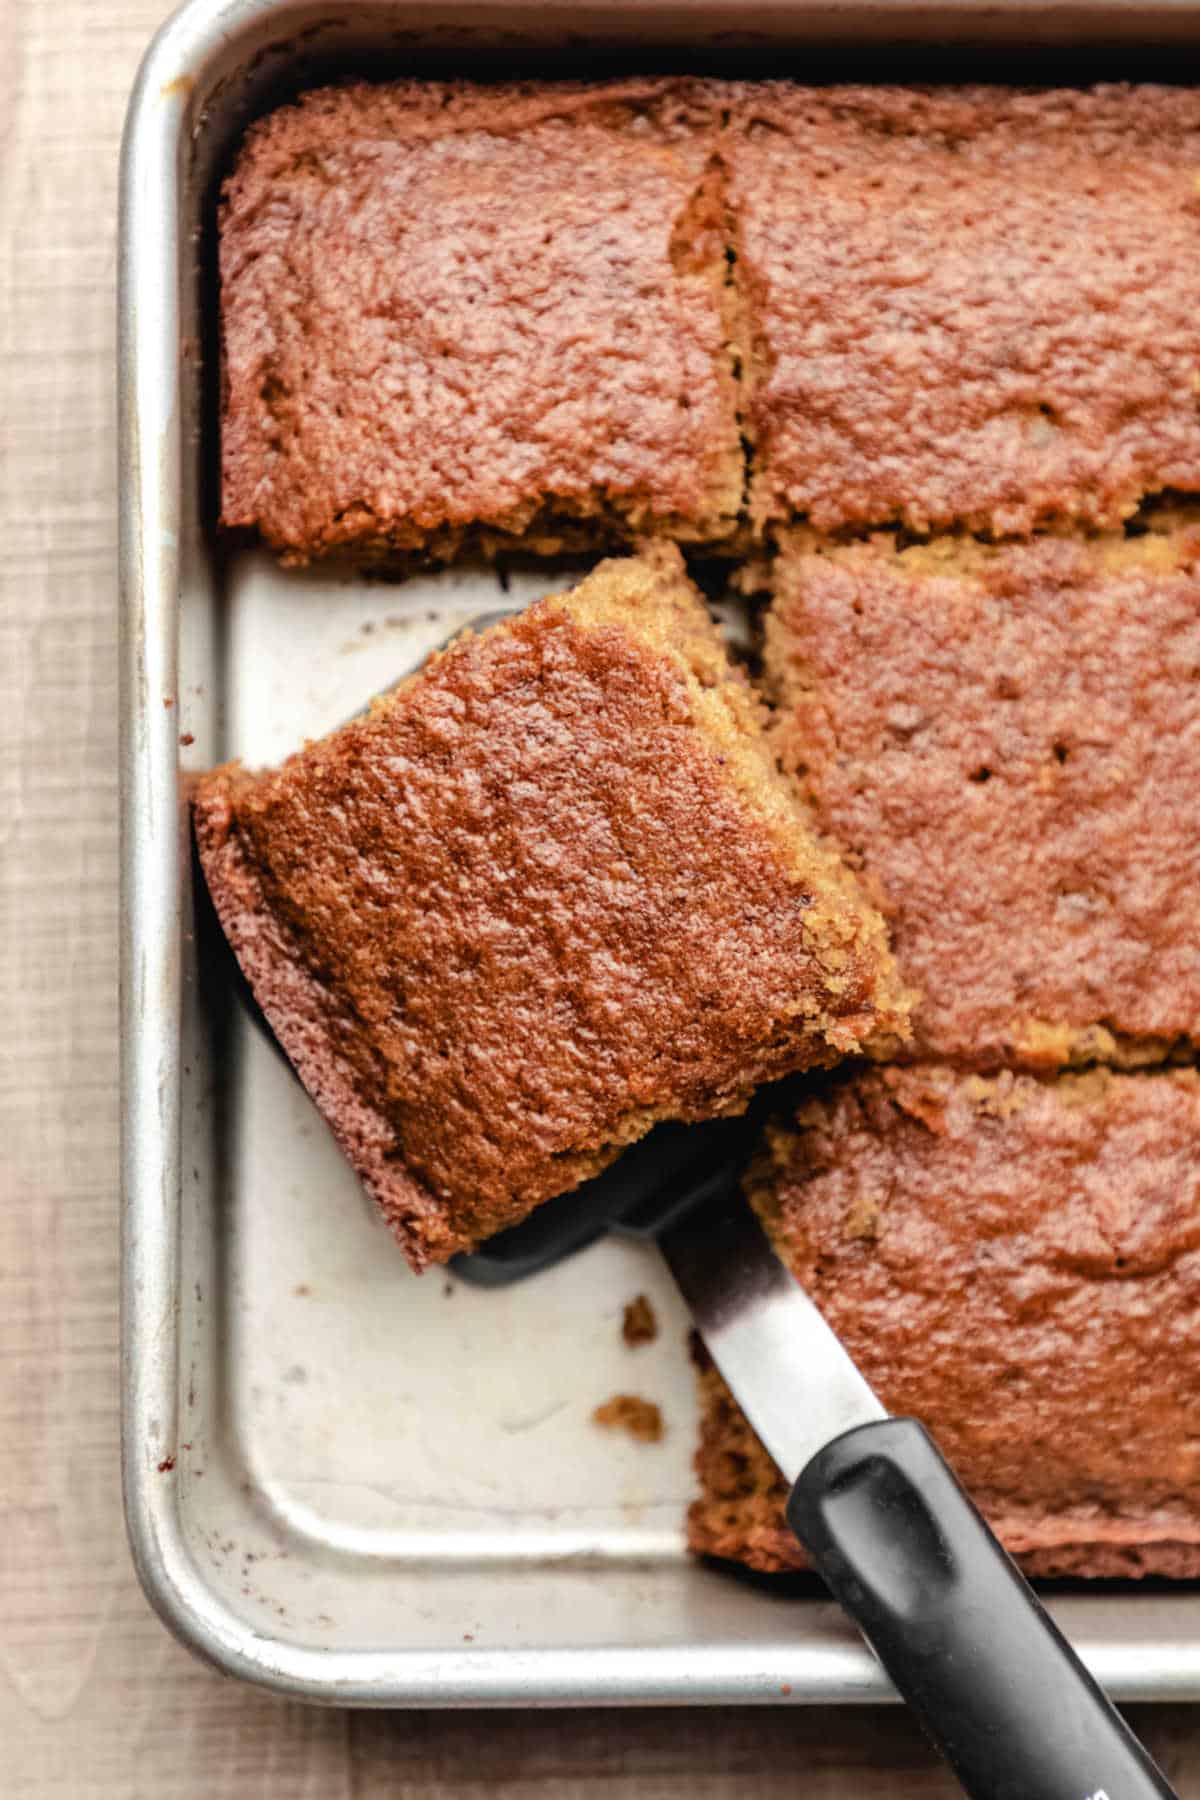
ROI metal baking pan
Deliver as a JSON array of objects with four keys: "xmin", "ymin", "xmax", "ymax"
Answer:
[{"xmin": 119, "ymin": 0, "xmax": 1200, "ymax": 1705}]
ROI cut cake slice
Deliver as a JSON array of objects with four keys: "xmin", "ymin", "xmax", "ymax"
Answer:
[
  {"xmin": 691, "ymin": 1064, "xmax": 1200, "ymax": 1580},
  {"xmin": 220, "ymin": 79, "xmax": 742, "ymax": 563},
  {"xmin": 194, "ymin": 546, "xmax": 908, "ymax": 1268}
]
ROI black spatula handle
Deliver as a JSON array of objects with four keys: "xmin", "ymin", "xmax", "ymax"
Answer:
[{"xmin": 788, "ymin": 1418, "xmax": 1177, "ymax": 1800}]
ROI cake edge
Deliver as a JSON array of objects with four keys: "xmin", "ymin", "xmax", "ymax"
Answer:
[
  {"xmin": 192, "ymin": 771, "xmax": 462, "ymax": 1273},
  {"xmin": 687, "ymin": 1349, "xmax": 1200, "ymax": 1583}
]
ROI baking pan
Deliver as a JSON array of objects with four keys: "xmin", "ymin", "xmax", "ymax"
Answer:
[{"xmin": 119, "ymin": 0, "xmax": 1200, "ymax": 1705}]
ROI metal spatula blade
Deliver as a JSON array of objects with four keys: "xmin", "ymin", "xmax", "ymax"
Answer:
[{"xmin": 656, "ymin": 1183, "xmax": 885, "ymax": 1485}]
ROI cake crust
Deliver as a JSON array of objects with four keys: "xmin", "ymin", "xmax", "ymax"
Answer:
[
  {"xmin": 690, "ymin": 1065, "xmax": 1200, "ymax": 1579},
  {"xmin": 765, "ymin": 522, "xmax": 1200, "ymax": 1069},
  {"xmin": 194, "ymin": 548, "xmax": 908, "ymax": 1268},
  {"xmin": 725, "ymin": 83, "xmax": 1200, "ymax": 535},
  {"xmin": 220, "ymin": 78, "xmax": 742, "ymax": 562}
]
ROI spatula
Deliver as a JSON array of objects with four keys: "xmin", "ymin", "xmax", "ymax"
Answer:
[
  {"xmin": 455, "ymin": 1103, "xmax": 1177, "ymax": 1800},
  {"xmin": 344, "ymin": 602, "xmax": 1177, "ymax": 1800}
]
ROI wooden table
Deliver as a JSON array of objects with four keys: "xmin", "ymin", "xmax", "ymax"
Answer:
[{"xmin": 2, "ymin": 2, "xmax": 1196, "ymax": 1790}]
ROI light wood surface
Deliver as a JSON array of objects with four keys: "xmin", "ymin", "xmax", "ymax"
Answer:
[{"xmin": 1, "ymin": 3, "xmax": 1196, "ymax": 1792}]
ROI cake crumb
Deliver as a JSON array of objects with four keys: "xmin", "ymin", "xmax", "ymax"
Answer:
[
  {"xmin": 592, "ymin": 1394, "xmax": 664, "ymax": 1443},
  {"xmin": 621, "ymin": 1294, "xmax": 659, "ymax": 1347},
  {"xmin": 843, "ymin": 1194, "xmax": 881, "ymax": 1241}
]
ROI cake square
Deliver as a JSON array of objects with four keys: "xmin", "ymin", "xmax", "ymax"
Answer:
[
  {"xmin": 765, "ymin": 521, "xmax": 1200, "ymax": 1068},
  {"xmin": 220, "ymin": 79, "xmax": 742, "ymax": 562},
  {"xmin": 724, "ymin": 84, "xmax": 1200, "ymax": 535},
  {"xmin": 691, "ymin": 1064, "xmax": 1200, "ymax": 1579},
  {"xmin": 194, "ymin": 547, "xmax": 908, "ymax": 1268}
]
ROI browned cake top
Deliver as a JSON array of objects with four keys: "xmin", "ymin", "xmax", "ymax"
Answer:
[
  {"xmin": 758, "ymin": 1066, "xmax": 1200, "ymax": 1523},
  {"xmin": 194, "ymin": 550, "xmax": 906, "ymax": 1266},
  {"xmin": 725, "ymin": 83, "xmax": 1200, "ymax": 534},
  {"xmin": 766, "ymin": 525, "xmax": 1200, "ymax": 1068},
  {"xmin": 220, "ymin": 79, "xmax": 741, "ymax": 559},
  {"xmin": 690, "ymin": 1065, "xmax": 1200, "ymax": 1576}
]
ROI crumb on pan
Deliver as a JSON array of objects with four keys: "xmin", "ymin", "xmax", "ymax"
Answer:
[
  {"xmin": 621, "ymin": 1294, "xmax": 659, "ymax": 1347},
  {"xmin": 593, "ymin": 1395, "xmax": 665, "ymax": 1443}
]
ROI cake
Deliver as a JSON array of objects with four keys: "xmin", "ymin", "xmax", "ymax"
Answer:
[
  {"xmin": 690, "ymin": 1064, "xmax": 1200, "ymax": 1579},
  {"xmin": 764, "ymin": 520, "xmax": 1200, "ymax": 1069},
  {"xmin": 193, "ymin": 546, "xmax": 909, "ymax": 1269},
  {"xmin": 224, "ymin": 80, "xmax": 1200, "ymax": 557},
  {"xmin": 723, "ymin": 83, "xmax": 1200, "ymax": 536},
  {"xmin": 211, "ymin": 75, "xmax": 1200, "ymax": 1586},
  {"xmin": 220, "ymin": 79, "xmax": 742, "ymax": 563}
]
